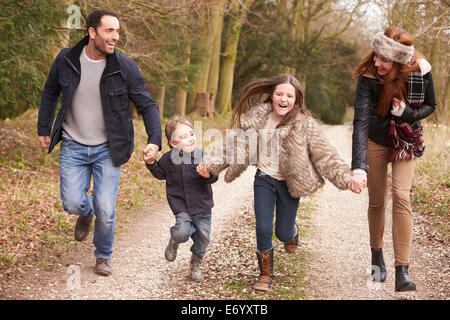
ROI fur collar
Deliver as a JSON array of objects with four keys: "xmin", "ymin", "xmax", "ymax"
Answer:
[
  {"xmin": 239, "ymin": 102, "xmax": 309, "ymax": 133},
  {"xmin": 239, "ymin": 102, "xmax": 273, "ymax": 130}
]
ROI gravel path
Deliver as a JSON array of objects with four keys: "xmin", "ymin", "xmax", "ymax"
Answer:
[
  {"xmin": 1, "ymin": 124, "xmax": 448, "ymax": 300},
  {"xmin": 0, "ymin": 164, "xmax": 256, "ymax": 300},
  {"xmin": 303, "ymin": 124, "xmax": 449, "ymax": 300}
]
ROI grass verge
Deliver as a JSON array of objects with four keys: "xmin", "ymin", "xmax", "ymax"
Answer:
[
  {"xmin": 0, "ymin": 109, "xmax": 231, "ymax": 284},
  {"xmin": 410, "ymin": 123, "xmax": 449, "ymax": 243}
]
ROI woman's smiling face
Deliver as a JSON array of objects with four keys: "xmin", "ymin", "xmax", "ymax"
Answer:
[
  {"xmin": 373, "ymin": 53, "xmax": 394, "ymax": 76},
  {"xmin": 271, "ymin": 83, "xmax": 296, "ymax": 117}
]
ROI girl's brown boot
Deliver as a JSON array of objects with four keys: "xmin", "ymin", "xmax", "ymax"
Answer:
[{"xmin": 253, "ymin": 248, "xmax": 274, "ymax": 292}]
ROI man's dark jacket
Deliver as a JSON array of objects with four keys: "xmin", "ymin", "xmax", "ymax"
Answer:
[{"xmin": 37, "ymin": 36, "xmax": 162, "ymax": 166}]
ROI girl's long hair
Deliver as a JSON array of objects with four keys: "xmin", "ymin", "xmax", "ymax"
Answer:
[
  {"xmin": 353, "ymin": 26, "xmax": 423, "ymax": 116},
  {"xmin": 231, "ymin": 74, "xmax": 311, "ymax": 128}
]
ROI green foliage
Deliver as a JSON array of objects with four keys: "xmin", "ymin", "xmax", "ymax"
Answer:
[
  {"xmin": 0, "ymin": 0, "xmax": 64, "ymax": 119},
  {"xmin": 234, "ymin": 0, "xmax": 358, "ymax": 124},
  {"xmin": 305, "ymin": 40, "xmax": 357, "ymax": 124}
]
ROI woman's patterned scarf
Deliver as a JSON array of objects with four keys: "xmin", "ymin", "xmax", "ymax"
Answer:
[{"xmin": 387, "ymin": 69, "xmax": 425, "ymax": 162}]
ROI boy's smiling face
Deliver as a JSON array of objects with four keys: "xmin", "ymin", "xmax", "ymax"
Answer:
[{"xmin": 169, "ymin": 123, "xmax": 196, "ymax": 153}]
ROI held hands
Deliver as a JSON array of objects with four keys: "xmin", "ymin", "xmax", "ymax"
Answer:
[
  {"xmin": 196, "ymin": 163, "xmax": 211, "ymax": 179},
  {"xmin": 348, "ymin": 173, "xmax": 367, "ymax": 194},
  {"xmin": 142, "ymin": 143, "xmax": 159, "ymax": 164}
]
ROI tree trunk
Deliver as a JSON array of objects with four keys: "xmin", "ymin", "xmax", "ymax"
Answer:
[
  {"xmin": 156, "ymin": 86, "xmax": 166, "ymax": 118},
  {"xmin": 207, "ymin": 0, "xmax": 225, "ymax": 112},
  {"xmin": 190, "ymin": 0, "xmax": 225, "ymax": 116},
  {"xmin": 192, "ymin": 92, "xmax": 215, "ymax": 117},
  {"xmin": 217, "ymin": 0, "xmax": 255, "ymax": 115},
  {"xmin": 149, "ymin": 84, "xmax": 165, "ymax": 118},
  {"xmin": 443, "ymin": 73, "xmax": 450, "ymax": 125},
  {"xmin": 174, "ymin": 45, "xmax": 191, "ymax": 116},
  {"xmin": 189, "ymin": 2, "xmax": 221, "ymax": 110},
  {"xmin": 50, "ymin": 0, "xmax": 73, "ymax": 58}
]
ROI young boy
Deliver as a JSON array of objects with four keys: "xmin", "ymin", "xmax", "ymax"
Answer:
[{"xmin": 143, "ymin": 116, "xmax": 217, "ymax": 282}]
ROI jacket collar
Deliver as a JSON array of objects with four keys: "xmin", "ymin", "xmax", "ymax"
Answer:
[
  {"xmin": 240, "ymin": 103, "xmax": 273, "ymax": 130},
  {"xmin": 240, "ymin": 102, "xmax": 307, "ymax": 130},
  {"xmin": 65, "ymin": 35, "xmax": 122, "ymax": 76},
  {"xmin": 239, "ymin": 102, "xmax": 306, "ymax": 142}
]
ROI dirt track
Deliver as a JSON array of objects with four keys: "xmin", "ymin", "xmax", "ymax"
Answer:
[{"xmin": 1, "ymin": 124, "xmax": 448, "ymax": 300}]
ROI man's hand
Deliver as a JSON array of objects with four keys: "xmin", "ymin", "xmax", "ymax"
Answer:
[
  {"xmin": 38, "ymin": 136, "xmax": 50, "ymax": 148},
  {"xmin": 142, "ymin": 143, "xmax": 159, "ymax": 164}
]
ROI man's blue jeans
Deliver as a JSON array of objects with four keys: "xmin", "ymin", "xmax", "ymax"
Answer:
[
  {"xmin": 253, "ymin": 169, "xmax": 300, "ymax": 252},
  {"xmin": 170, "ymin": 211, "xmax": 211, "ymax": 257},
  {"xmin": 59, "ymin": 138, "xmax": 121, "ymax": 259}
]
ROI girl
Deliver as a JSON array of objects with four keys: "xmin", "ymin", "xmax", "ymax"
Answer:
[
  {"xmin": 349, "ymin": 26, "xmax": 436, "ymax": 291},
  {"xmin": 203, "ymin": 74, "xmax": 358, "ymax": 291}
]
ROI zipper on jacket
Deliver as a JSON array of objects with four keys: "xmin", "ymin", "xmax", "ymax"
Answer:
[
  {"xmin": 64, "ymin": 56, "xmax": 80, "ymax": 75},
  {"xmin": 50, "ymin": 57, "xmax": 80, "ymax": 144}
]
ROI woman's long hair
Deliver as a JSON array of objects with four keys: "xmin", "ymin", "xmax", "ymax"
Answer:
[
  {"xmin": 353, "ymin": 26, "xmax": 423, "ymax": 116},
  {"xmin": 231, "ymin": 74, "xmax": 311, "ymax": 128}
]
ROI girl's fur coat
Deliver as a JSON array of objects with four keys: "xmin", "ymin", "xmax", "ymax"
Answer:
[{"xmin": 204, "ymin": 103, "xmax": 351, "ymax": 198}]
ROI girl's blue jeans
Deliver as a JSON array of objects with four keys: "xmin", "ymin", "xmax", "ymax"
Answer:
[{"xmin": 253, "ymin": 169, "xmax": 300, "ymax": 252}]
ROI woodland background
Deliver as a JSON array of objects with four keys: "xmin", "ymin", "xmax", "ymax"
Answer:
[
  {"xmin": 0, "ymin": 0, "xmax": 448, "ymax": 124},
  {"xmin": 0, "ymin": 1, "xmax": 448, "ymax": 293}
]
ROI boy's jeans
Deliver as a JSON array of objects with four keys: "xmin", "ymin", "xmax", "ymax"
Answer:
[
  {"xmin": 170, "ymin": 211, "xmax": 211, "ymax": 257},
  {"xmin": 59, "ymin": 138, "xmax": 121, "ymax": 259},
  {"xmin": 253, "ymin": 169, "xmax": 300, "ymax": 252}
]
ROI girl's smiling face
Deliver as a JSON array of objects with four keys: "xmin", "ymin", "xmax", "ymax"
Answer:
[
  {"xmin": 271, "ymin": 83, "xmax": 296, "ymax": 118},
  {"xmin": 170, "ymin": 123, "xmax": 196, "ymax": 153}
]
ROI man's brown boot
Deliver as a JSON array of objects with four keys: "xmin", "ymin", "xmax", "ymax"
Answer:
[
  {"xmin": 95, "ymin": 258, "xmax": 112, "ymax": 276},
  {"xmin": 74, "ymin": 215, "xmax": 93, "ymax": 242},
  {"xmin": 253, "ymin": 248, "xmax": 274, "ymax": 292}
]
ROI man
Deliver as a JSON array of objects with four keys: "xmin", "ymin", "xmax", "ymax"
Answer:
[{"xmin": 37, "ymin": 9, "xmax": 161, "ymax": 276}]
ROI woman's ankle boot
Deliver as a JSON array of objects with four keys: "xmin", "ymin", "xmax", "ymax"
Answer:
[
  {"xmin": 371, "ymin": 248, "xmax": 386, "ymax": 282},
  {"xmin": 395, "ymin": 266, "xmax": 416, "ymax": 292},
  {"xmin": 253, "ymin": 248, "xmax": 274, "ymax": 292}
]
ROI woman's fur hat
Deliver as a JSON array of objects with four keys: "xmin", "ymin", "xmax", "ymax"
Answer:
[{"xmin": 371, "ymin": 32, "xmax": 414, "ymax": 64}]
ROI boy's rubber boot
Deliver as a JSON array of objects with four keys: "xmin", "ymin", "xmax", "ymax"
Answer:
[
  {"xmin": 253, "ymin": 248, "xmax": 274, "ymax": 292},
  {"xmin": 190, "ymin": 253, "xmax": 204, "ymax": 282},
  {"xmin": 165, "ymin": 238, "xmax": 179, "ymax": 262}
]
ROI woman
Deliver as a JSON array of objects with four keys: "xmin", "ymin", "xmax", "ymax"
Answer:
[
  {"xmin": 349, "ymin": 26, "xmax": 436, "ymax": 291},
  {"xmin": 203, "ymin": 74, "xmax": 357, "ymax": 291}
]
